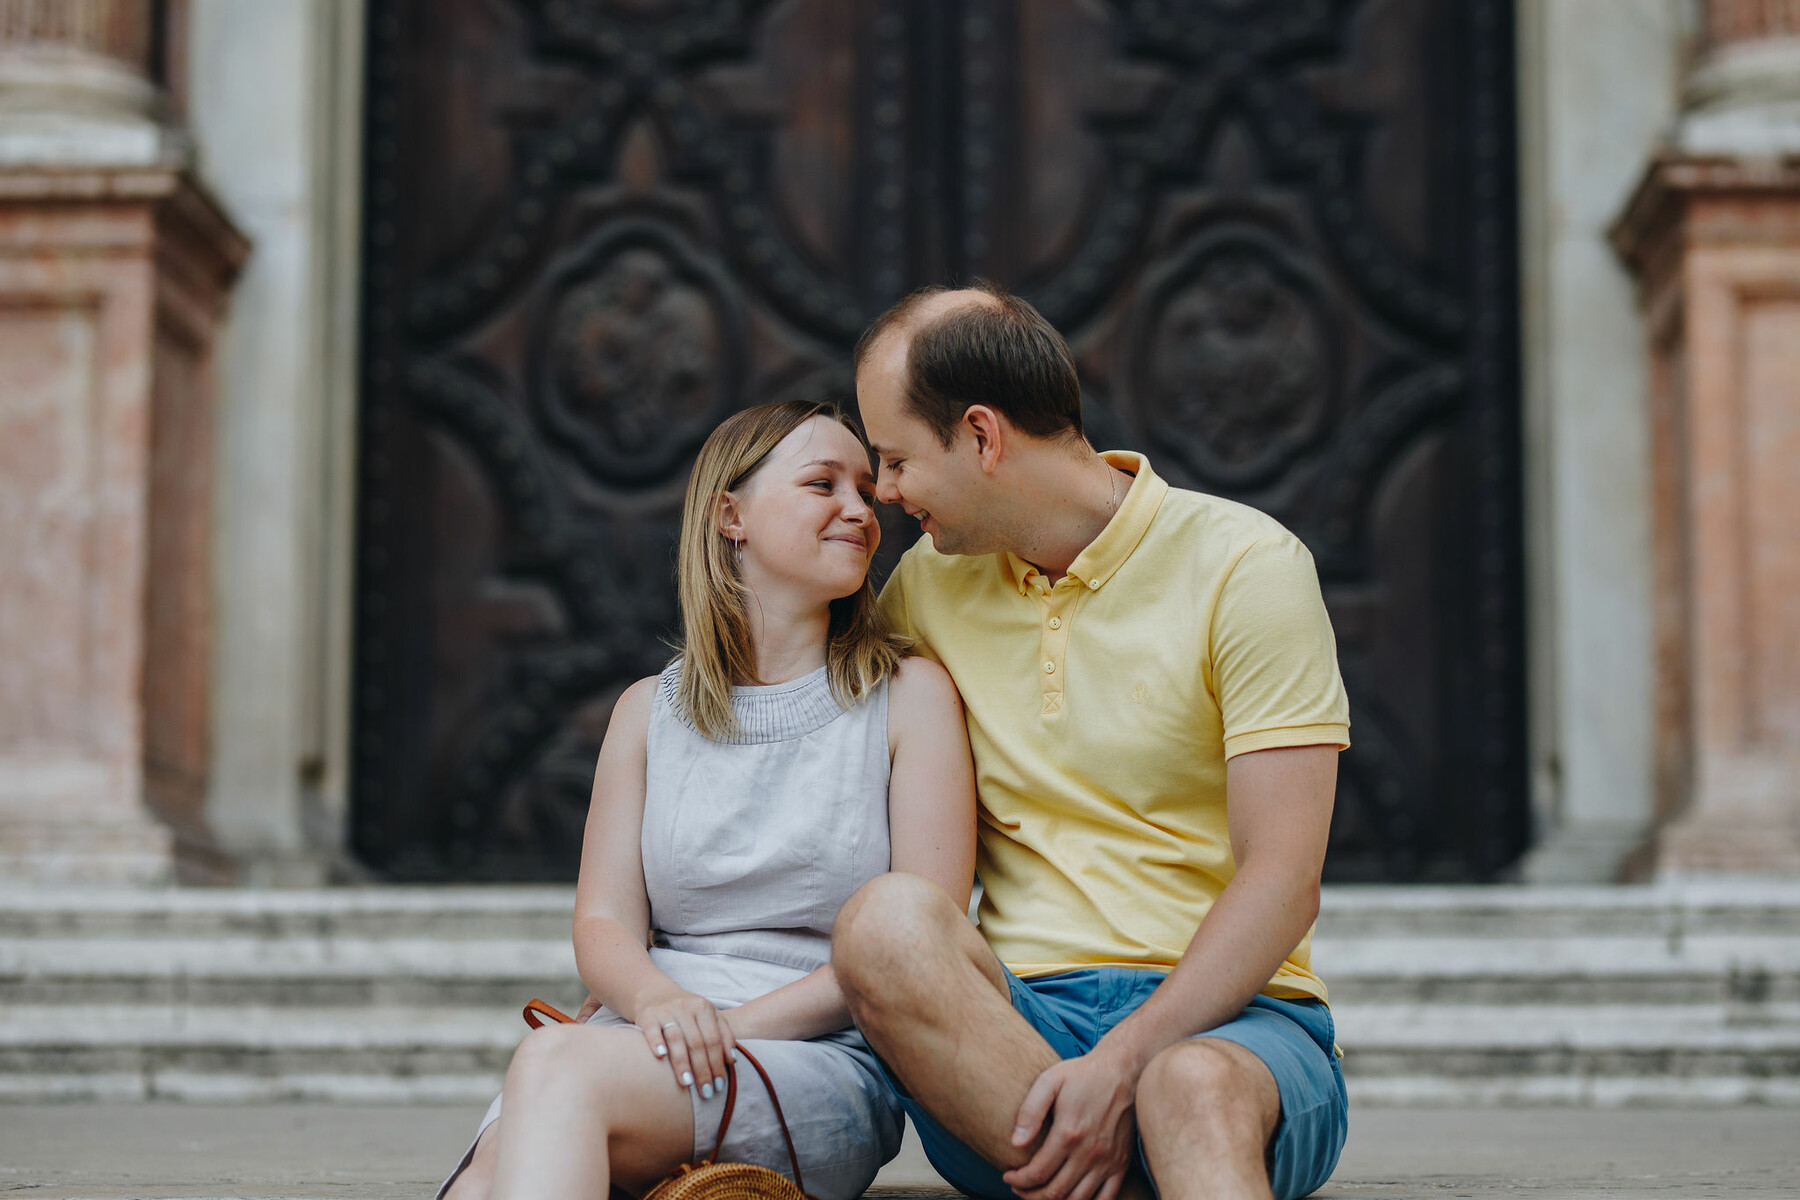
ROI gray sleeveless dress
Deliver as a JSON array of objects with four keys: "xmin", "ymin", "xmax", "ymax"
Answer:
[{"xmin": 440, "ymin": 662, "xmax": 903, "ymax": 1200}]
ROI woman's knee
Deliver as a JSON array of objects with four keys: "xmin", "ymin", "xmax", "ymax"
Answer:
[{"xmin": 504, "ymin": 1024, "xmax": 584, "ymax": 1088}]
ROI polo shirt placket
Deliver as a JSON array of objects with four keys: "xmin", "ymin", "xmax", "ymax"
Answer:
[{"xmin": 1031, "ymin": 576, "xmax": 1084, "ymax": 717}]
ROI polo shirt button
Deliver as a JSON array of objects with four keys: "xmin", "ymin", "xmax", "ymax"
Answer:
[
  {"xmin": 1088, "ymin": 579, "xmax": 1100, "ymax": 590},
  {"xmin": 1043, "ymin": 661, "xmax": 1056, "ymax": 674},
  {"xmin": 1048, "ymin": 616, "xmax": 1062, "ymax": 630}
]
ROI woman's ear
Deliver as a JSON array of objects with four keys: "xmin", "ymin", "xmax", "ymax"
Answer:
[{"xmin": 716, "ymin": 491, "xmax": 746, "ymax": 543}]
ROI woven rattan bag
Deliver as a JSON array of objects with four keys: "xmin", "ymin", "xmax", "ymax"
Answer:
[{"xmin": 522, "ymin": 1000, "xmax": 813, "ymax": 1200}]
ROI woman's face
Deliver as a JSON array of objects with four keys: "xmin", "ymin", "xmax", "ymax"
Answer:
[{"xmin": 724, "ymin": 416, "xmax": 881, "ymax": 603}]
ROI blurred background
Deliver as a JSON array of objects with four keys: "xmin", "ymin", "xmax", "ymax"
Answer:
[{"xmin": 0, "ymin": 0, "xmax": 1797, "ymax": 1120}]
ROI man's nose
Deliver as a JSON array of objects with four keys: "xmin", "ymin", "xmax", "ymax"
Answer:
[{"xmin": 875, "ymin": 468, "xmax": 901, "ymax": 505}]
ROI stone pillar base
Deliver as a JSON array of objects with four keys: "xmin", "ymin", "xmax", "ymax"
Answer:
[
  {"xmin": 1658, "ymin": 816, "xmax": 1800, "ymax": 876},
  {"xmin": 1614, "ymin": 157, "xmax": 1800, "ymax": 880},
  {"xmin": 0, "ymin": 167, "xmax": 247, "ymax": 884}
]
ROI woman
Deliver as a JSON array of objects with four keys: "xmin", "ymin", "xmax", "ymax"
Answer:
[{"xmin": 441, "ymin": 401, "xmax": 977, "ymax": 1200}]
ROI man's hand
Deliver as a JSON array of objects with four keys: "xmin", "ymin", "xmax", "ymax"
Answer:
[{"xmin": 1002, "ymin": 1042, "xmax": 1143, "ymax": 1200}]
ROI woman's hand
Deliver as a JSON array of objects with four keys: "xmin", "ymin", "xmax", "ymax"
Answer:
[{"xmin": 636, "ymin": 988, "xmax": 735, "ymax": 1099}]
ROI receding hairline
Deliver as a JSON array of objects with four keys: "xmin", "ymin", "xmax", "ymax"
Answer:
[{"xmin": 859, "ymin": 287, "xmax": 1008, "ymax": 366}]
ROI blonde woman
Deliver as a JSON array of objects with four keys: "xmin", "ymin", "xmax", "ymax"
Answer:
[{"xmin": 440, "ymin": 401, "xmax": 977, "ymax": 1200}]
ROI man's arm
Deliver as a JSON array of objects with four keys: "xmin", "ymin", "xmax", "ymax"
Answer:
[{"xmin": 1001, "ymin": 744, "xmax": 1338, "ymax": 1200}]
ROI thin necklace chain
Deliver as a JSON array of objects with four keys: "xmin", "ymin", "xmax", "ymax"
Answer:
[{"xmin": 1105, "ymin": 461, "xmax": 1120, "ymax": 517}]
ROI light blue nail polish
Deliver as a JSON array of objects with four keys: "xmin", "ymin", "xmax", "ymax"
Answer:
[
  {"xmin": 680, "ymin": 1071, "xmax": 694, "ymax": 1087},
  {"xmin": 714, "ymin": 1076, "xmax": 726, "ymax": 1091},
  {"xmin": 654, "ymin": 1045, "xmax": 667, "ymax": 1058},
  {"xmin": 700, "ymin": 1082, "xmax": 713, "ymax": 1099}
]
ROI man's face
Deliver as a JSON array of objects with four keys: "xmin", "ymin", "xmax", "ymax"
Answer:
[{"xmin": 856, "ymin": 333, "xmax": 993, "ymax": 557}]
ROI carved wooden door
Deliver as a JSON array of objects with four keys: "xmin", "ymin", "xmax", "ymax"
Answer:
[{"xmin": 355, "ymin": 0, "xmax": 1524, "ymax": 881}]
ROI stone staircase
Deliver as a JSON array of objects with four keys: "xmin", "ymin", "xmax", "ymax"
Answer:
[{"xmin": 2, "ymin": 883, "xmax": 1797, "ymax": 1105}]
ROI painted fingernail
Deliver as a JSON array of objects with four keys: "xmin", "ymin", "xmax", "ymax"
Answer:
[
  {"xmin": 713, "ymin": 1076, "xmax": 726, "ymax": 1091},
  {"xmin": 700, "ymin": 1082, "xmax": 714, "ymax": 1099},
  {"xmin": 681, "ymin": 1071, "xmax": 694, "ymax": 1087},
  {"xmin": 654, "ymin": 1045, "xmax": 667, "ymax": 1058}
]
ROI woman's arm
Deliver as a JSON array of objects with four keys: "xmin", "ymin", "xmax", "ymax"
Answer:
[
  {"xmin": 572, "ymin": 676, "xmax": 735, "ymax": 1095},
  {"xmin": 727, "ymin": 657, "xmax": 978, "ymax": 1042}
]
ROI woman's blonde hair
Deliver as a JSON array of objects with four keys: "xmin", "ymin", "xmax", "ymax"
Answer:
[{"xmin": 675, "ymin": 400, "xmax": 908, "ymax": 741}]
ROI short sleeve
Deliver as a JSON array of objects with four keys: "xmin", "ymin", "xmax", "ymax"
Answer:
[
  {"xmin": 878, "ymin": 558, "xmax": 941, "ymax": 664},
  {"xmin": 1210, "ymin": 536, "xmax": 1350, "ymax": 759}
]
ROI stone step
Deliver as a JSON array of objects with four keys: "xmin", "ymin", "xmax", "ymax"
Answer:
[
  {"xmin": 4, "ymin": 884, "xmax": 1799, "ymax": 1105},
  {"xmin": 7, "ymin": 938, "xmax": 1798, "ymax": 1009},
  {"xmin": 5, "ymin": 1000, "xmax": 1799, "ymax": 1104},
  {"xmin": 0, "ymin": 886, "xmax": 575, "ymax": 940}
]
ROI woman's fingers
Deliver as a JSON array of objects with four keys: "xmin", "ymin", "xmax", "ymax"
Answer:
[
  {"xmin": 664, "ymin": 1016, "xmax": 700, "ymax": 1091},
  {"xmin": 639, "ymin": 1019, "xmax": 670, "ymax": 1062},
  {"xmin": 637, "ymin": 995, "xmax": 738, "ymax": 1097},
  {"xmin": 693, "ymin": 1006, "xmax": 730, "ymax": 1095}
]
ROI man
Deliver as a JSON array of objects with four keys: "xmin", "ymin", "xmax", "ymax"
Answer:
[{"xmin": 832, "ymin": 284, "xmax": 1350, "ymax": 1200}]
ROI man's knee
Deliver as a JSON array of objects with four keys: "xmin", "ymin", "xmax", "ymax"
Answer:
[
  {"xmin": 1137, "ymin": 1038, "xmax": 1277, "ymax": 1129},
  {"xmin": 833, "ymin": 872, "xmax": 960, "ymax": 996}
]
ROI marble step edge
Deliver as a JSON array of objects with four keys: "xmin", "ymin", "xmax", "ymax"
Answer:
[
  {"xmin": 4, "ymin": 882, "xmax": 1799, "ymax": 925},
  {"xmin": 8, "ymin": 978, "xmax": 1797, "ymax": 1016},
  {"xmin": 4, "ymin": 1003, "xmax": 1799, "ymax": 1049},
  {"xmin": 1342, "ymin": 1075, "xmax": 1800, "ymax": 1107},
  {"xmin": 5, "ymin": 1070, "xmax": 1799, "ymax": 1107},
  {"xmin": 0, "ymin": 937, "xmax": 579, "ymax": 975},
  {"xmin": 6, "ymin": 931, "xmax": 1800, "ymax": 972}
]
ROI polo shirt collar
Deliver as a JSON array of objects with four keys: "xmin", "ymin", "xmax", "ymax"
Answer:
[{"xmin": 1003, "ymin": 451, "xmax": 1169, "ymax": 594}]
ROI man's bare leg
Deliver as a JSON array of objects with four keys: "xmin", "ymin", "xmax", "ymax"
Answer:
[
  {"xmin": 1136, "ymin": 1039, "xmax": 1281, "ymax": 1200},
  {"xmin": 833, "ymin": 872, "xmax": 1062, "ymax": 1169}
]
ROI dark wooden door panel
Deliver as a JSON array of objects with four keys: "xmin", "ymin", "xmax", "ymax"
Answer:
[{"xmin": 355, "ymin": 0, "xmax": 1524, "ymax": 881}]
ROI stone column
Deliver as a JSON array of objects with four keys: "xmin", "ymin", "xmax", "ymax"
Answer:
[
  {"xmin": 1612, "ymin": 1, "xmax": 1800, "ymax": 876},
  {"xmin": 0, "ymin": 0, "xmax": 248, "ymax": 882}
]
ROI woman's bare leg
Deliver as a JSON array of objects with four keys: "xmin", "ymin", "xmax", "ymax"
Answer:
[
  {"xmin": 442, "ymin": 1122, "xmax": 500, "ymax": 1200},
  {"xmin": 486, "ymin": 1024, "xmax": 696, "ymax": 1200}
]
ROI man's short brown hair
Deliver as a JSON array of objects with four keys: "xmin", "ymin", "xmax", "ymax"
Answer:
[{"xmin": 853, "ymin": 282, "xmax": 1083, "ymax": 448}]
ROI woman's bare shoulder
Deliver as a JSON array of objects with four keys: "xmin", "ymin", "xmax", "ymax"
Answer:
[
  {"xmin": 887, "ymin": 655, "xmax": 962, "ymax": 718},
  {"xmin": 606, "ymin": 674, "xmax": 663, "ymax": 739}
]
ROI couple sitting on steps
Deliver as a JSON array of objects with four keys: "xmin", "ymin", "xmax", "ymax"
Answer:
[{"xmin": 439, "ymin": 284, "xmax": 1350, "ymax": 1200}]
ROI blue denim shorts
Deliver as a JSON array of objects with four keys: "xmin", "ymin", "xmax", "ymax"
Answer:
[{"xmin": 883, "ymin": 967, "xmax": 1348, "ymax": 1200}]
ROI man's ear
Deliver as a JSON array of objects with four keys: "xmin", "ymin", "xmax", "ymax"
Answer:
[
  {"xmin": 716, "ymin": 492, "xmax": 746, "ymax": 543},
  {"xmin": 963, "ymin": 405, "xmax": 1005, "ymax": 474}
]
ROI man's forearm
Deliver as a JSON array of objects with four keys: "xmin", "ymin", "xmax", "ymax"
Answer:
[{"xmin": 1093, "ymin": 866, "xmax": 1320, "ymax": 1072}]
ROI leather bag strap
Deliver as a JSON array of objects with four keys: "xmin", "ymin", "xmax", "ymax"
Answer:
[{"xmin": 519, "ymin": 999, "xmax": 807, "ymax": 1194}]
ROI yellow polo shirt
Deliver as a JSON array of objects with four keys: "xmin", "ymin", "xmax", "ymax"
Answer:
[{"xmin": 879, "ymin": 452, "xmax": 1348, "ymax": 1002}]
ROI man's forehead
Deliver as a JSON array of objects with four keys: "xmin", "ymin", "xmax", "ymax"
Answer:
[{"xmin": 865, "ymin": 289, "xmax": 1003, "ymax": 364}]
